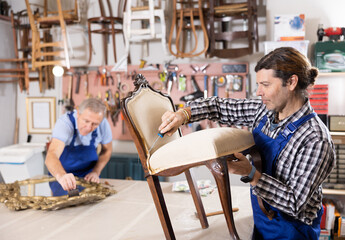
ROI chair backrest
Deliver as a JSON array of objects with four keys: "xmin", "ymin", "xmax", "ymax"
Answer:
[
  {"xmin": 43, "ymin": 0, "xmax": 79, "ymax": 23},
  {"xmin": 169, "ymin": 0, "xmax": 209, "ymax": 58},
  {"xmin": 122, "ymin": 74, "xmax": 180, "ymax": 175},
  {"xmin": 97, "ymin": 0, "xmax": 127, "ymax": 18}
]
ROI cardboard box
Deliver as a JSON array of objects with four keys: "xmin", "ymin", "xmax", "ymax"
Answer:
[
  {"xmin": 264, "ymin": 40, "xmax": 309, "ymax": 57},
  {"xmin": 314, "ymin": 41, "xmax": 345, "ymax": 72},
  {"xmin": 274, "ymin": 14, "xmax": 305, "ymax": 41},
  {"xmin": 320, "ymin": 229, "xmax": 331, "ymax": 240}
]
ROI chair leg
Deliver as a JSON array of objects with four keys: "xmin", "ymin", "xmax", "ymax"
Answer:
[
  {"xmin": 146, "ymin": 175, "xmax": 176, "ymax": 240},
  {"xmin": 102, "ymin": 24, "xmax": 108, "ymax": 65},
  {"xmin": 87, "ymin": 22, "xmax": 93, "ymax": 64},
  {"xmin": 184, "ymin": 169, "xmax": 209, "ymax": 229},
  {"xmin": 206, "ymin": 160, "xmax": 240, "ymax": 240},
  {"xmin": 111, "ymin": 20, "xmax": 117, "ymax": 63},
  {"xmin": 158, "ymin": 11, "xmax": 168, "ymax": 55}
]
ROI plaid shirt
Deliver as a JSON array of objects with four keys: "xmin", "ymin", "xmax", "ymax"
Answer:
[{"xmin": 188, "ymin": 97, "xmax": 336, "ymax": 225}]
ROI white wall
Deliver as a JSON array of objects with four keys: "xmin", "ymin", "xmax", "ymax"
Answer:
[
  {"xmin": 0, "ymin": 19, "xmax": 17, "ymax": 147},
  {"xmin": 266, "ymin": 0, "xmax": 345, "ymax": 115}
]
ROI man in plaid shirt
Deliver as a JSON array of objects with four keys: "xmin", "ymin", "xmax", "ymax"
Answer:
[{"xmin": 159, "ymin": 47, "xmax": 335, "ymax": 239}]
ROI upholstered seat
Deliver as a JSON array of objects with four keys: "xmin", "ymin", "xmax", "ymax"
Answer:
[{"xmin": 149, "ymin": 127, "xmax": 254, "ymax": 174}]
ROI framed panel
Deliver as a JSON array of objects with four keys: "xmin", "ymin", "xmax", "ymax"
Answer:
[{"xmin": 26, "ymin": 97, "xmax": 56, "ymax": 134}]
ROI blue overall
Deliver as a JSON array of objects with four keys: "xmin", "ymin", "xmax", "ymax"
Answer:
[
  {"xmin": 49, "ymin": 112, "xmax": 99, "ymax": 196},
  {"xmin": 251, "ymin": 112, "xmax": 323, "ymax": 240}
]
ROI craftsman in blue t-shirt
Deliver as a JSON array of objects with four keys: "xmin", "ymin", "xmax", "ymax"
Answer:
[{"xmin": 45, "ymin": 98, "xmax": 112, "ymax": 196}]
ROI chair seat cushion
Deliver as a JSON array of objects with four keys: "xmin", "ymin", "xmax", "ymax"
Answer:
[{"xmin": 148, "ymin": 127, "xmax": 255, "ymax": 174}]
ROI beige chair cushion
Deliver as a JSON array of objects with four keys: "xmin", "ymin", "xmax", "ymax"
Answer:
[{"xmin": 148, "ymin": 127, "xmax": 255, "ymax": 174}]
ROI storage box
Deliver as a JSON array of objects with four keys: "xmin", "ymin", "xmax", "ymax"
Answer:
[
  {"xmin": 329, "ymin": 115, "xmax": 345, "ymax": 132},
  {"xmin": 264, "ymin": 40, "xmax": 309, "ymax": 57},
  {"xmin": 0, "ymin": 143, "xmax": 45, "ymax": 183},
  {"xmin": 274, "ymin": 14, "xmax": 305, "ymax": 41},
  {"xmin": 314, "ymin": 41, "xmax": 345, "ymax": 72},
  {"xmin": 320, "ymin": 229, "xmax": 331, "ymax": 240}
]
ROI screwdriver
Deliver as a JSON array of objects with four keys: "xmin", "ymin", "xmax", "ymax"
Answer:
[{"xmin": 148, "ymin": 132, "xmax": 165, "ymax": 153}]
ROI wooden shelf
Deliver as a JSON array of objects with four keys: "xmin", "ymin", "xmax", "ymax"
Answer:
[
  {"xmin": 331, "ymin": 132, "xmax": 345, "ymax": 144},
  {"xmin": 318, "ymin": 72, "xmax": 345, "ymax": 77},
  {"xmin": 323, "ymin": 188, "xmax": 345, "ymax": 195}
]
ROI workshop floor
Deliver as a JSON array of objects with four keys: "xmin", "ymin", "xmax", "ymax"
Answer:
[{"xmin": 0, "ymin": 179, "xmax": 253, "ymax": 240}]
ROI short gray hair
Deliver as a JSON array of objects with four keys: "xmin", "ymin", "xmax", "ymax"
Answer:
[{"xmin": 78, "ymin": 98, "xmax": 106, "ymax": 117}]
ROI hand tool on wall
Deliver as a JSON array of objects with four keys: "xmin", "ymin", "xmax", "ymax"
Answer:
[
  {"xmin": 180, "ymin": 75, "xmax": 203, "ymax": 102},
  {"xmin": 100, "ymin": 67, "xmax": 107, "ymax": 86},
  {"xmin": 172, "ymin": 71, "xmax": 178, "ymax": 90},
  {"xmin": 232, "ymin": 75, "xmax": 243, "ymax": 91},
  {"xmin": 190, "ymin": 64, "xmax": 199, "ymax": 73},
  {"xmin": 107, "ymin": 71, "xmax": 114, "ymax": 85},
  {"xmin": 84, "ymin": 71, "xmax": 90, "ymax": 97},
  {"xmin": 167, "ymin": 73, "xmax": 173, "ymax": 95},
  {"xmin": 116, "ymin": 73, "xmax": 121, "ymax": 90},
  {"xmin": 317, "ymin": 25, "xmax": 345, "ymax": 41},
  {"xmin": 65, "ymin": 72, "xmax": 75, "ymax": 111},
  {"xmin": 204, "ymin": 75, "xmax": 208, "ymax": 98},
  {"xmin": 191, "ymin": 75, "xmax": 201, "ymax": 92},
  {"xmin": 121, "ymin": 111, "xmax": 125, "ymax": 135},
  {"xmin": 158, "ymin": 71, "xmax": 167, "ymax": 85},
  {"xmin": 200, "ymin": 64, "xmax": 210, "ymax": 74},
  {"xmin": 211, "ymin": 76, "xmax": 218, "ymax": 96},
  {"xmin": 110, "ymin": 90, "xmax": 121, "ymax": 126},
  {"xmin": 225, "ymin": 75, "xmax": 233, "ymax": 98},
  {"xmin": 75, "ymin": 71, "xmax": 81, "ymax": 94},
  {"xmin": 94, "ymin": 70, "xmax": 101, "ymax": 86},
  {"xmin": 178, "ymin": 74, "xmax": 186, "ymax": 91}
]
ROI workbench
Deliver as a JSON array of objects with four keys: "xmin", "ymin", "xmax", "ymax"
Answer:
[{"xmin": 0, "ymin": 179, "xmax": 253, "ymax": 240}]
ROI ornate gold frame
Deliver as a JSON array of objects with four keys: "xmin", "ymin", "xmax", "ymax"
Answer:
[{"xmin": 0, "ymin": 177, "xmax": 116, "ymax": 211}]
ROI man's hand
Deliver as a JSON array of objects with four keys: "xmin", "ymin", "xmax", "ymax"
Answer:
[
  {"xmin": 56, "ymin": 173, "xmax": 77, "ymax": 191},
  {"xmin": 158, "ymin": 110, "xmax": 185, "ymax": 136},
  {"xmin": 228, "ymin": 153, "xmax": 253, "ymax": 176},
  {"xmin": 228, "ymin": 152, "xmax": 261, "ymax": 186},
  {"xmin": 84, "ymin": 172, "xmax": 100, "ymax": 183}
]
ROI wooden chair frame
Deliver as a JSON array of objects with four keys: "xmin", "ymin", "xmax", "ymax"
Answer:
[
  {"xmin": 87, "ymin": 0, "xmax": 127, "ymax": 65},
  {"xmin": 122, "ymin": 74, "xmax": 258, "ymax": 239},
  {"xmin": 123, "ymin": 0, "xmax": 167, "ymax": 58},
  {"xmin": 168, "ymin": 0, "xmax": 209, "ymax": 58},
  {"xmin": 206, "ymin": 0, "xmax": 259, "ymax": 58},
  {"xmin": 25, "ymin": 0, "xmax": 70, "ymax": 70},
  {"xmin": 0, "ymin": 10, "xmax": 44, "ymax": 93}
]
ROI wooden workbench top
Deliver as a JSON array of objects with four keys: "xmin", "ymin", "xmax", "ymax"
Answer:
[{"xmin": 0, "ymin": 179, "xmax": 253, "ymax": 240}]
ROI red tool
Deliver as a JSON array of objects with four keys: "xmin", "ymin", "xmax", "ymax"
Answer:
[{"xmin": 317, "ymin": 26, "xmax": 345, "ymax": 41}]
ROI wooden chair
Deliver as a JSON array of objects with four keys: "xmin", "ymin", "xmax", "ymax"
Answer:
[
  {"xmin": 25, "ymin": 0, "xmax": 71, "ymax": 92},
  {"xmin": 123, "ymin": 0, "xmax": 167, "ymax": 58},
  {"xmin": 39, "ymin": 0, "xmax": 79, "ymax": 27},
  {"xmin": 0, "ymin": 10, "xmax": 43, "ymax": 93},
  {"xmin": 122, "ymin": 73, "xmax": 258, "ymax": 239},
  {"xmin": 205, "ymin": 0, "xmax": 259, "ymax": 58},
  {"xmin": 168, "ymin": 0, "xmax": 209, "ymax": 58},
  {"xmin": 87, "ymin": 0, "xmax": 127, "ymax": 65}
]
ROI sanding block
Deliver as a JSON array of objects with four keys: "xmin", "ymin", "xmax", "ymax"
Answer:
[{"xmin": 68, "ymin": 189, "xmax": 80, "ymax": 197}]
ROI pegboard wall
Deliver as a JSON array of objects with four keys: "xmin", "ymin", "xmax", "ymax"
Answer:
[{"xmin": 61, "ymin": 62, "xmax": 249, "ymax": 141}]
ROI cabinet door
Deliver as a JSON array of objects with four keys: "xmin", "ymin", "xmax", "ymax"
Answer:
[{"xmin": 100, "ymin": 154, "xmax": 145, "ymax": 180}]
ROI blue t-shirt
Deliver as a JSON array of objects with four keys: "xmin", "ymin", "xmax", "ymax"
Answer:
[{"xmin": 52, "ymin": 110, "xmax": 112, "ymax": 148}]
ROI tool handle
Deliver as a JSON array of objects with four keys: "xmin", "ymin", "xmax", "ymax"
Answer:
[
  {"xmin": 158, "ymin": 132, "xmax": 165, "ymax": 138},
  {"xmin": 191, "ymin": 75, "xmax": 201, "ymax": 92}
]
